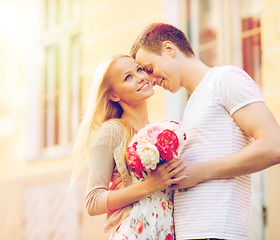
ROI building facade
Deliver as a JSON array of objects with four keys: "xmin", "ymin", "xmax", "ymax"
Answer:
[{"xmin": 0, "ymin": 0, "xmax": 280, "ymax": 239}]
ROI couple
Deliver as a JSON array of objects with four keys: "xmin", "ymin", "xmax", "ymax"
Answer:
[{"xmin": 72, "ymin": 23, "xmax": 280, "ymax": 240}]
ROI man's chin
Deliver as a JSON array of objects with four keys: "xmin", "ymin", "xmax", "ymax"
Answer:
[{"xmin": 169, "ymin": 87, "xmax": 182, "ymax": 94}]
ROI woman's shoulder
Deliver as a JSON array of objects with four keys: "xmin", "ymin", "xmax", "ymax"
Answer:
[
  {"xmin": 100, "ymin": 119, "xmax": 124, "ymax": 136},
  {"xmin": 95, "ymin": 119, "xmax": 124, "ymax": 145},
  {"xmin": 90, "ymin": 120, "xmax": 124, "ymax": 153}
]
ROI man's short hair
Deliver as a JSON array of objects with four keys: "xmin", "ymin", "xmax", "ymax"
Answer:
[{"xmin": 130, "ymin": 23, "xmax": 194, "ymax": 58}]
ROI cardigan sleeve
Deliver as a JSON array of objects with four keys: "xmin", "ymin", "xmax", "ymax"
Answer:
[{"xmin": 85, "ymin": 121, "xmax": 123, "ymax": 216}]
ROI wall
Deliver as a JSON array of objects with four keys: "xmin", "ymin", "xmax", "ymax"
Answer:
[{"xmin": 261, "ymin": 0, "xmax": 280, "ymax": 239}]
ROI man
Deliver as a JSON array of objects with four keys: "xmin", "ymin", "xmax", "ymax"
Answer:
[{"xmin": 130, "ymin": 23, "xmax": 280, "ymax": 240}]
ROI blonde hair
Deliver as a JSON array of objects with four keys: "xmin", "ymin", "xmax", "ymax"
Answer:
[{"xmin": 71, "ymin": 54, "xmax": 135, "ymax": 186}]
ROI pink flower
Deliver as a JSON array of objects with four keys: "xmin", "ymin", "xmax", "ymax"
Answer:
[
  {"xmin": 127, "ymin": 121, "xmax": 186, "ymax": 177},
  {"xmin": 147, "ymin": 125, "xmax": 164, "ymax": 144},
  {"xmin": 133, "ymin": 219, "xmax": 143, "ymax": 234},
  {"xmin": 165, "ymin": 233, "xmax": 174, "ymax": 240},
  {"xmin": 127, "ymin": 142, "xmax": 144, "ymax": 178},
  {"xmin": 156, "ymin": 129, "xmax": 179, "ymax": 161},
  {"xmin": 116, "ymin": 224, "xmax": 121, "ymax": 232},
  {"xmin": 161, "ymin": 201, "xmax": 167, "ymax": 210}
]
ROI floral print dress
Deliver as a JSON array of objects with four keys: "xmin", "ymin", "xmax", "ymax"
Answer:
[{"xmin": 110, "ymin": 172, "xmax": 175, "ymax": 240}]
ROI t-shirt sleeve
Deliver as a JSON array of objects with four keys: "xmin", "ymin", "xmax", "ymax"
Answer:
[
  {"xmin": 85, "ymin": 121, "xmax": 122, "ymax": 216},
  {"xmin": 216, "ymin": 66, "xmax": 264, "ymax": 115}
]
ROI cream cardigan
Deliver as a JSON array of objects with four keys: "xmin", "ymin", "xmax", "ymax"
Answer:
[{"xmin": 85, "ymin": 121, "xmax": 133, "ymax": 235}]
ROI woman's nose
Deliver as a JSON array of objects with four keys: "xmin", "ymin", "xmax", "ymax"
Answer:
[{"xmin": 136, "ymin": 74, "xmax": 145, "ymax": 83}]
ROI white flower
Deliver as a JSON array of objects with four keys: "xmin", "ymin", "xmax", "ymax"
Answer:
[{"xmin": 136, "ymin": 139, "xmax": 160, "ymax": 170}]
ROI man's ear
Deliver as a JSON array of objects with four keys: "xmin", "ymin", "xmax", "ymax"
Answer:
[
  {"xmin": 108, "ymin": 93, "xmax": 120, "ymax": 102},
  {"xmin": 162, "ymin": 41, "xmax": 175, "ymax": 57}
]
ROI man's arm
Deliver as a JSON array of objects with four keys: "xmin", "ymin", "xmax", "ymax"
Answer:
[{"xmin": 171, "ymin": 101, "xmax": 280, "ymax": 190}]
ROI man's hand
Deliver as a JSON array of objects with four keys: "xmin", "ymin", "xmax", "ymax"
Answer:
[
  {"xmin": 109, "ymin": 175, "xmax": 123, "ymax": 190},
  {"xmin": 170, "ymin": 159, "xmax": 207, "ymax": 190},
  {"xmin": 144, "ymin": 158, "xmax": 186, "ymax": 193}
]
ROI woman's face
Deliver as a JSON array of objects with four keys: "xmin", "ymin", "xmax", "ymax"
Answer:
[{"xmin": 108, "ymin": 57, "xmax": 154, "ymax": 105}]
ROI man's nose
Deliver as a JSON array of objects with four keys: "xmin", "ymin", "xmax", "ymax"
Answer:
[
  {"xmin": 153, "ymin": 78, "xmax": 160, "ymax": 86},
  {"xmin": 145, "ymin": 74, "xmax": 156, "ymax": 86}
]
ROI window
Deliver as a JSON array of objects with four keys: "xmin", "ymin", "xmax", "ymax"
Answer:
[
  {"xmin": 186, "ymin": 0, "xmax": 219, "ymax": 67},
  {"xmin": 227, "ymin": 1, "xmax": 261, "ymax": 86},
  {"xmin": 27, "ymin": 0, "xmax": 81, "ymax": 160},
  {"xmin": 240, "ymin": 0, "xmax": 261, "ymax": 86},
  {"xmin": 41, "ymin": 0, "xmax": 81, "ymax": 157},
  {"xmin": 185, "ymin": 0, "xmax": 261, "ymax": 85}
]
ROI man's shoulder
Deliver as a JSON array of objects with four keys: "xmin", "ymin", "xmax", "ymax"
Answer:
[
  {"xmin": 214, "ymin": 65, "xmax": 244, "ymax": 75},
  {"xmin": 211, "ymin": 65, "xmax": 250, "ymax": 86}
]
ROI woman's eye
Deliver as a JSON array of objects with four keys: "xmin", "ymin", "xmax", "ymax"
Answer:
[
  {"xmin": 125, "ymin": 74, "xmax": 132, "ymax": 81},
  {"xmin": 137, "ymin": 67, "xmax": 143, "ymax": 73}
]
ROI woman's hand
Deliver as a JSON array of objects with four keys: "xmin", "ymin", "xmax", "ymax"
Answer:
[
  {"xmin": 144, "ymin": 158, "xmax": 187, "ymax": 193},
  {"xmin": 107, "ymin": 158, "xmax": 186, "ymax": 212}
]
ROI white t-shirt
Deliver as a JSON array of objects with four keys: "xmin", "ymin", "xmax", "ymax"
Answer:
[{"xmin": 174, "ymin": 65, "xmax": 264, "ymax": 240}]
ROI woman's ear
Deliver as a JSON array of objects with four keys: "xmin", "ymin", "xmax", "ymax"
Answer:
[
  {"xmin": 108, "ymin": 93, "xmax": 120, "ymax": 102},
  {"xmin": 162, "ymin": 41, "xmax": 175, "ymax": 58}
]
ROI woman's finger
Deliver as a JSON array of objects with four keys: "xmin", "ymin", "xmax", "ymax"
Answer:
[
  {"xmin": 109, "ymin": 176, "xmax": 123, "ymax": 190},
  {"xmin": 165, "ymin": 159, "xmax": 183, "ymax": 173},
  {"xmin": 169, "ymin": 175, "xmax": 186, "ymax": 185},
  {"xmin": 168, "ymin": 164, "xmax": 186, "ymax": 178}
]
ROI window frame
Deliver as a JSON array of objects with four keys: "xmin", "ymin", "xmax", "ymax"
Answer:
[{"xmin": 26, "ymin": 0, "xmax": 82, "ymax": 161}]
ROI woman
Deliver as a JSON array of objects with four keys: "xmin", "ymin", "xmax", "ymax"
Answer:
[{"xmin": 72, "ymin": 54, "xmax": 186, "ymax": 239}]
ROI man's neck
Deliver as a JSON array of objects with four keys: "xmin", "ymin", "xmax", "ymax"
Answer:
[{"xmin": 180, "ymin": 55, "xmax": 211, "ymax": 95}]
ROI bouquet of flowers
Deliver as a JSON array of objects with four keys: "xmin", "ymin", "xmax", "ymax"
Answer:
[{"xmin": 126, "ymin": 121, "xmax": 187, "ymax": 178}]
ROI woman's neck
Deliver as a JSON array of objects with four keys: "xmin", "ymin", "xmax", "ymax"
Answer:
[{"xmin": 121, "ymin": 103, "xmax": 149, "ymax": 132}]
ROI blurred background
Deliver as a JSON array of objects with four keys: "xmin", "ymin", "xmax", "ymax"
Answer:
[{"xmin": 0, "ymin": 0, "xmax": 280, "ymax": 239}]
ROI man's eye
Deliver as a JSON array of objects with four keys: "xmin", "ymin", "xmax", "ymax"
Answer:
[
  {"xmin": 125, "ymin": 74, "xmax": 132, "ymax": 81},
  {"xmin": 137, "ymin": 67, "xmax": 143, "ymax": 73},
  {"xmin": 146, "ymin": 68, "xmax": 153, "ymax": 74}
]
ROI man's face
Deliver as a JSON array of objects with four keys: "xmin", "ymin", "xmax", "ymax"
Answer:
[{"xmin": 135, "ymin": 48, "xmax": 181, "ymax": 93}]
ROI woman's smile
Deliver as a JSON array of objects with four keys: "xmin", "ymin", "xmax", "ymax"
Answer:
[{"xmin": 137, "ymin": 82, "xmax": 150, "ymax": 91}]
